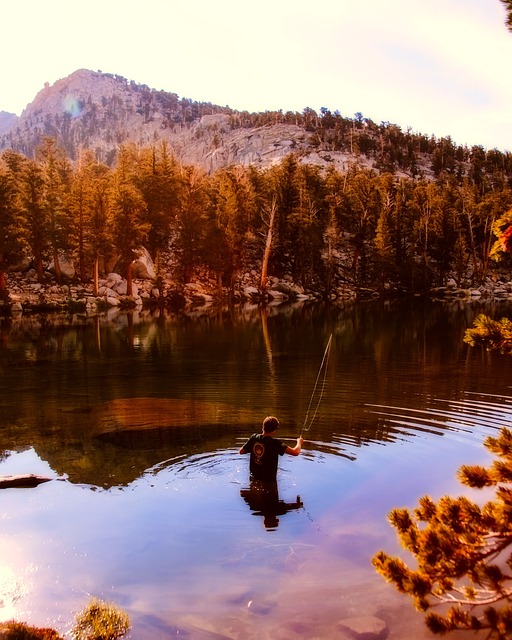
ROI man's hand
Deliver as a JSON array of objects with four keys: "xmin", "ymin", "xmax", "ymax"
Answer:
[{"xmin": 285, "ymin": 436, "xmax": 304, "ymax": 456}]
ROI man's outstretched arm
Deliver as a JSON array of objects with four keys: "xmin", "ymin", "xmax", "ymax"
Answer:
[{"xmin": 285, "ymin": 437, "xmax": 303, "ymax": 456}]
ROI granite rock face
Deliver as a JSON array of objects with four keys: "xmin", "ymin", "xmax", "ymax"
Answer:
[{"xmin": 0, "ymin": 69, "xmax": 373, "ymax": 174}]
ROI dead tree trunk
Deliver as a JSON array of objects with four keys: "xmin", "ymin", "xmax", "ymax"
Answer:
[{"xmin": 260, "ymin": 197, "xmax": 277, "ymax": 292}]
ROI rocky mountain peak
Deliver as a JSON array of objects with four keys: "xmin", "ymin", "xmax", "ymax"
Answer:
[
  {"xmin": 0, "ymin": 68, "xmax": 364, "ymax": 173},
  {"xmin": 1, "ymin": 67, "xmax": 493, "ymax": 180},
  {"xmin": 23, "ymin": 69, "xmax": 107, "ymax": 117}
]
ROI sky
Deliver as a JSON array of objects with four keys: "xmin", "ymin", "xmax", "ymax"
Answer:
[{"xmin": 2, "ymin": 0, "xmax": 512, "ymax": 151}]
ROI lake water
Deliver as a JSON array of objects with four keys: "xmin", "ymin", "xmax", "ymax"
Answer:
[{"xmin": 1, "ymin": 298, "xmax": 512, "ymax": 639}]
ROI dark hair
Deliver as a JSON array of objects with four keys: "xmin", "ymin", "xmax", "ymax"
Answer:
[{"xmin": 263, "ymin": 416, "xmax": 279, "ymax": 433}]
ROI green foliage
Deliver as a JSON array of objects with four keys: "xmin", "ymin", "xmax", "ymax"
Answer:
[
  {"xmin": 501, "ymin": 0, "xmax": 512, "ymax": 32},
  {"xmin": 175, "ymin": 165, "xmax": 210, "ymax": 283},
  {"xmin": 71, "ymin": 598, "xmax": 130, "ymax": 640},
  {"xmin": 464, "ymin": 314, "xmax": 512, "ymax": 354},
  {"xmin": 490, "ymin": 207, "xmax": 512, "ymax": 260},
  {"xmin": 3, "ymin": 621, "xmax": 62, "ymax": 640},
  {"xmin": 2, "ymin": 133, "xmax": 512, "ymax": 299},
  {"xmin": 372, "ymin": 427, "xmax": 512, "ymax": 638},
  {"xmin": 68, "ymin": 150, "xmax": 113, "ymax": 284},
  {"xmin": 132, "ymin": 143, "xmax": 179, "ymax": 258}
]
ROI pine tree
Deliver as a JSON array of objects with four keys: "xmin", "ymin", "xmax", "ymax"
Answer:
[
  {"xmin": 207, "ymin": 166, "xmax": 256, "ymax": 292},
  {"xmin": 373, "ymin": 427, "xmax": 512, "ymax": 638},
  {"xmin": 0, "ymin": 164, "xmax": 24, "ymax": 298},
  {"xmin": 133, "ymin": 142, "xmax": 179, "ymax": 261},
  {"xmin": 464, "ymin": 314, "xmax": 512, "ymax": 354},
  {"xmin": 346, "ymin": 167, "xmax": 380, "ymax": 283},
  {"xmin": 110, "ymin": 146, "xmax": 149, "ymax": 297},
  {"xmin": 17, "ymin": 158, "xmax": 48, "ymax": 283},
  {"xmin": 501, "ymin": 0, "xmax": 512, "ymax": 31},
  {"xmin": 374, "ymin": 174, "xmax": 397, "ymax": 288},
  {"xmin": 69, "ymin": 151, "xmax": 113, "ymax": 291},
  {"xmin": 175, "ymin": 165, "xmax": 208, "ymax": 283},
  {"xmin": 324, "ymin": 167, "xmax": 348, "ymax": 294},
  {"xmin": 478, "ymin": 190, "xmax": 512, "ymax": 282},
  {"xmin": 86, "ymin": 160, "xmax": 113, "ymax": 294},
  {"xmin": 429, "ymin": 178, "xmax": 459, "ymax": 285},
  {"xmin": 37, "ymin": 137, "xmax": 73, "ymax": 284},
  {"xmin": 286, "ymin": 164, "xmax": 327, "ymax": 287},
  {"xmin": 266, "ymin": 155, "xmax": 300, "ymax": 276}
]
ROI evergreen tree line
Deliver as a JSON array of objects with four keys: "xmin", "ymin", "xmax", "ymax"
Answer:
[{"xmin": 1, "ymin": 136, "xmax": 512, "ymax": 302}]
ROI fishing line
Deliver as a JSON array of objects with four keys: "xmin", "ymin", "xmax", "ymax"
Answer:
[{"xmin": 300, "ymin": 334, "xmax": 333, "ymax": 437}]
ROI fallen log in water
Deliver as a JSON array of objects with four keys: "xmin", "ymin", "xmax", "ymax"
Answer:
[{"xmin": 0, "ymin": 474, "xmax": 53, "ymax": 489}]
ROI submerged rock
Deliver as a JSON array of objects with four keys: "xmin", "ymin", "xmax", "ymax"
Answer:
[
  {"xmin": 92, "ymin": 397, "xmax": 260, "ymax": 437},
  {"xmin": 337, "ymin": 615, "xmax": 388, "ymax": 640}
]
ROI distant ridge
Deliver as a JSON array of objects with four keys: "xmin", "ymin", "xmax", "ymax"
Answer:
[
  {"xmin": 0, "ymin": 110, "xmax": 17, "ymax": 135},
  {"xmin": 0, "ymin": 69, "xmax": 329, "ymax": 172},
  {"xmin": 0, "ymin": 69, "xmax": 510, "ymax": 179}
]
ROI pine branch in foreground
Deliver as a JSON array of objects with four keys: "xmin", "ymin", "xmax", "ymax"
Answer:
[{"xmin": 372, "ymin": 427, "xmax": 512, "ymax": 638}]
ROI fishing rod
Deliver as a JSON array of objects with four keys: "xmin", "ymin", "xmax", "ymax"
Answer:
[{"xmin": 300, "ymin": 333, "xmax": 333, "ymax": 438}]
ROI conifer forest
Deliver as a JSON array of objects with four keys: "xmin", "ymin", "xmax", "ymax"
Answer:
[{"xmin": 2, "ymin": 107, "xmax": 512, "ymax": 303}]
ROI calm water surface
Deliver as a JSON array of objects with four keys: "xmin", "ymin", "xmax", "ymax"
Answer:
[{"xmin": 1, "ymin": 298, "xmax": 512, "ymax": 639}]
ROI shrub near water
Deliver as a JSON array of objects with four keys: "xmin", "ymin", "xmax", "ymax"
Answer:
[
  {"xmin": 372, "ymin": 427, "xmax": 512, "ymax": 636},
  {"xmin": 71, "ymin": 598, "xmax": 130, "ymax": 640},
  {"xmin": 464, "ymin": 313, "xmax": 512, "ymax": 354},
  {"xmin": 3, "ymin": 621, "xmax": 63, "ymax": 640}
]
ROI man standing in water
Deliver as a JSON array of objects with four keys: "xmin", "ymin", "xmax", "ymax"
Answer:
[
  {"xmin": 239, "ymin": 416, "xmax": 303, "ymax": 529},
  {"xmin": 239, "ymin": 416, "xmax": 303, "ymax": 482}
]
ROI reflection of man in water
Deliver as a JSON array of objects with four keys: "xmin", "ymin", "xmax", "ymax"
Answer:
[
  {"xmin": 240, "ymin": 481, "xmax": 303, "ymax": 530},
  {"xmin": 239, "ymin": 416, "xmax": 303, "ymax": 529}
]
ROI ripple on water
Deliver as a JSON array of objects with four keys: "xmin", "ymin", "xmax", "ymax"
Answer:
[
  {"xmin": 142, "ymin": 449, "xmax": 242, "ymax": 484},
  {"xmin": 365, "ymin": 391, "xmax": 512, "ymax": 447}
]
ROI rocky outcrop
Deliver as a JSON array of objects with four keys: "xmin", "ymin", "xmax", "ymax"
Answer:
[
  {"xmin": 2, "ymin": 70, "xmax": 315, "ymax": 171},
  {"xmin": 430, "ymin": 276, "xmax": 512, "ymax": 300},
  {"xmin": 0, "ymin": 110, "xmax": 18, "ymax": 135},
  {"xmin": 48, "ymin": 253, "xmax": 76, "ymax": 280},
  {"xmin": 0, "ymin": 69, "xmax": 385, "ymax": 175},
  {"xmin": 131, "ymin": 246, "xmax": 156, "ymax": 279}
]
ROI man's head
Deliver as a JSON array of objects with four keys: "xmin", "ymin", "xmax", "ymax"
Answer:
[{"xmin": 262, "ymin": 416, "xmax": 279, "ymax": 433}]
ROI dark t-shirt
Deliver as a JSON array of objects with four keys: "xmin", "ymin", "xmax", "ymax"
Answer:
[{"xmin": 241, "ymin": 433, "xmax": 288, "ymax": 483}]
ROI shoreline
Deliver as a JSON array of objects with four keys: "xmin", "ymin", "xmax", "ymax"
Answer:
[{"xmin": 2, "ymin": 268, "xmax": 512, "ymax": 319}]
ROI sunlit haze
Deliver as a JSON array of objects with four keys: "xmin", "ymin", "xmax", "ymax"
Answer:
[{"xmin": 2, "ymin": 0, "xmax": 512, "ymax": 151}]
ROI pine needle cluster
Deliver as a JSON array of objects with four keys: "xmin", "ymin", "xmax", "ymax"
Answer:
[
  {"xmin": 464, "ymin": 314, "xmax": 512, "ymax": 355},
  {"xmin": 372, "ymin": 427, "xmax": 512, "ymax": 638},
  {"xmin": 501, "ymin": 1, "xmax": 512, "ymax": 32}
]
